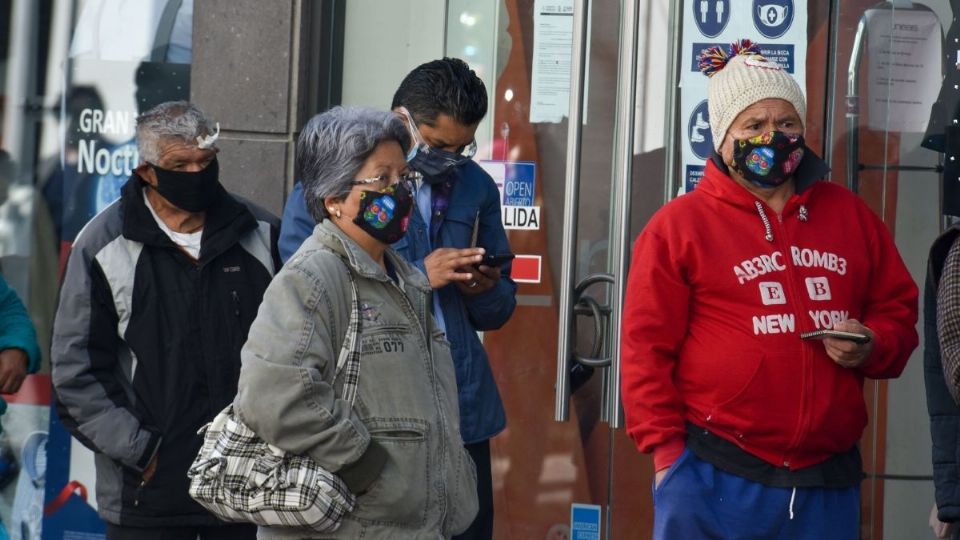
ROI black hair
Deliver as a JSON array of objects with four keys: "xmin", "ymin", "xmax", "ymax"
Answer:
[{"xmin": 391, "ymin": 57, "xmax": 487, "ymax": 127}]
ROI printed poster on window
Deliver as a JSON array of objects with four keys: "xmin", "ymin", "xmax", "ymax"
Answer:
[
  {"xmin": 864, "ymin": 8, "xmax": 942, "ymax": 133},
  {"xmin": 42, "ymin": 1, "xmax": 193, "ymax": 537},
  {"xmin": 679, "ymin": 0, "xmax": 807, "ymax": 193}
]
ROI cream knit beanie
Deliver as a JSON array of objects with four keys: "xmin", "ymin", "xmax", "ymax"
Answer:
[{"xmin": 699, "ymin": 40, "xmax": 806, "ymax": 151}]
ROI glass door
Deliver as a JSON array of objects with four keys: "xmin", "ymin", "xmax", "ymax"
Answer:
[
  {"xmin": 445, "ymin": 1, "xmax": 671, "ymax": 537},
  {"xmin": 824, "ymin": 1, "xmax": 948, "ymax": 537}
]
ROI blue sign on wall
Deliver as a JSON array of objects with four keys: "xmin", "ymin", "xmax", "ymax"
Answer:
[
  {"xmin": 692, "ymin": 0, "xmax": 731, "ymax": 38},
  {"xmin": 501, "ymin": 161, "xmax": 536, "ymax": 207},
  {"xmin": 571, "ymin": 504, "xmax": 602, "ymax": 540},
  {"xmin": 691, "ymin": 43, "xmax": 795, "ymax": 74},
  {"xmin": 688, "ymin": 100, "xmax": 712, "ymax": 160},
  {"xmin": 686, "ymin": 164, "xmax": 706, "ymax": 192},
  {"xmin": 753, "ymin": 0, "xmax": 794, "ymax": 39}
]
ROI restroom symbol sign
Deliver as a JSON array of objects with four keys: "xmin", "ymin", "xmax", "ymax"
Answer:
[
  {"xmin": 692, "ymin": 0, "xmax": 730, "ymax": 38},
  {"xmin": 688, "ymin": 100, "xmax": 712, "ymax": 160},
  {"xmin": 753, "ymin": 0, "xmax": 794, "ymax": 39}
]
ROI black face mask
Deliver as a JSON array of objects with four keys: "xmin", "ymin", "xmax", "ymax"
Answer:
[
  {"xmin": 353, "ymin": 181, "xmax": 414, "ymax": 244},
  {"xmin": 730, "ymin": 131, "xmax": 805, "ymax": 188},
  {"xmin": 398, "ymin": 106, "xmax": 474, "ymax": 185},
  {"xmin": 406, "ymin": 144, "xmax": 469, "ymax": 185},
  {"xmin": 149, "ymin": 158, "xmax": 221, "ymax": 212}
]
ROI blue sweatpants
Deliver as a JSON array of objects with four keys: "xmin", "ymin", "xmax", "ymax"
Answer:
[{"xmin": 653, "ymin": 449, "xmax": 860, "ymax": 540}]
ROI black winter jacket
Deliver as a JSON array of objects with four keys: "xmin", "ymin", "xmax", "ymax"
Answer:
[
  {"xmin": 51, "ymin": 176, "xmax": 279, "ymax": 527},
  {"xmin": 926, "ymin": 225, "xmax": 960, "ymax": 523}
]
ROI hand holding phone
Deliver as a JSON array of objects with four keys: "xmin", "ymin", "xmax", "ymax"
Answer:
[
  {"xmin": 477, "ymin": 253, "xmax": 515, "ymax": 269},
  {"xmin": 800, "ymin": 329, "xmax": 872, "ymax": 344},
  {"xmin": 469, "ymin": 209, "xmax": 515, "ymax": 269}
]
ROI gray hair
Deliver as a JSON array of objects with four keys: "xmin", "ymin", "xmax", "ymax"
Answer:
[
  {"xmin": 136, "ymin": 101, "xmax": 216, "ymax": 164},
  {"xmin": 297, "ymin": 106, "xmax": 411, "ymax": 222}
]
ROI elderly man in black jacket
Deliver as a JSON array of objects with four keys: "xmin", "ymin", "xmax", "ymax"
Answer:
[{"xmin": 51, "ymin": 101, "xmax": 279, "ymax": 540}]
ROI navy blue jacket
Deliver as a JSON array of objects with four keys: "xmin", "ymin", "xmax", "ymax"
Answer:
[
  {"xmin": 278, "ymin": 161, "xmax": 517, "ymax": 443},
  {"xmin": 925, "ymin": 225, "xmax": 960, "ymax": 523}
]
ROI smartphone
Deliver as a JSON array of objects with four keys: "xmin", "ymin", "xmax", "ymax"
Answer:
[
  {"xmin": 478, "ymin": 253, "xmax": 515, "ymax": 268},
  {"xmin": 799, "ymin": 329, "xmax": 871, "ymax": 344},
  {"xmin": 469, "ymin": 211, "xmax": 515, "ymax": 268}
]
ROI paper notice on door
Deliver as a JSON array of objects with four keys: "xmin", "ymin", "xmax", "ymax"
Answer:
[
  {"xmin": 865, "ymin": 8, "xmax": 943, "ymax": 133},
  {"xmin": 529, "ymin": 0, "xmax": 575, "ymax": 123}
]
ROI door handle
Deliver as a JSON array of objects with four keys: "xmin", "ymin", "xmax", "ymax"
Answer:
[
  {"xmin": 846, "ymin": 15, "xmax": 867, "ymax": 194},
  {"xmin": 555, "ymin": 0, "xmax": 592, "ymax": 423},
  {"xmin": 572, "ymin": 273, "xmax": 614, "ymax": 369}
]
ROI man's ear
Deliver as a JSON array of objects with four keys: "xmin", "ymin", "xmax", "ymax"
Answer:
[{"xmin": 136, "ymin": 163, "xmax": 158, "ymax": 187}]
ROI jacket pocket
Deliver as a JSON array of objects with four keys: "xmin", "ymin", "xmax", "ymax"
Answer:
[
  {"xmin": 652, "ymin": 447, "xmax": 692, "ymax": 503},
  {"xmin": 444, "ymin": 444, "xmax": 479, "ymax": 536},
  {"xmin": 352, "ymin": 418, "xmax": 430, "ymax": 527},
  {"xmin": 705, "ymin": 352, "xmax": 796, "ymax": 442},
  {"xmin": 442, "ymin": 205, "xmax": 480, "ymax": 248}
]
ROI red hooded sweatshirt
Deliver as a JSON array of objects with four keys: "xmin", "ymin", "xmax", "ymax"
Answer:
[{"xmin": 621, "ymin": 159, "xmax": 919, "ymax": 472}]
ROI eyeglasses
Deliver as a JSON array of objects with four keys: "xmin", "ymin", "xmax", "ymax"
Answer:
[{"xmin": 350, "ymin": 172, "xmax": 421, "ymax": 192}]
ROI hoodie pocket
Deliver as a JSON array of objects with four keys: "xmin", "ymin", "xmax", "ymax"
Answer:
[
  {"xmin": 705, "ymin": 352, "xmax": 796, "ymax": 442},
  {"xmin": 352, "ymin": 418, "xmax": 430, "ymax": 527}
]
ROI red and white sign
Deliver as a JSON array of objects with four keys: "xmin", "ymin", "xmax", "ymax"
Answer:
[{"xmin": 512, "ymin": 255, "xmax": 542, "ymax": 284}]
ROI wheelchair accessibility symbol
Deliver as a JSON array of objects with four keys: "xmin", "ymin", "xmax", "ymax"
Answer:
[
  {"xmin": 688, "ymin": 100, "xmax": 712, "ymax": 160},
  {"xmin": 753, "ymin": 0, "xmax": 793, "ymax": 39},
  {"xmin": 692, "ymin": 0, "xmax": 730, "ymax": 38}
]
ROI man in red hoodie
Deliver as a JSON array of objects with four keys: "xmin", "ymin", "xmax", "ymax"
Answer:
[{"xmin": 621, "ymin": 40, "xmax": 919, "ymax": 539}]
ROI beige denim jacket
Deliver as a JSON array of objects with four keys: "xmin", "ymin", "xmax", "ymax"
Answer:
[{"xmin": 234, "ymin": 220, "xmax": 477, "ymax": 539}]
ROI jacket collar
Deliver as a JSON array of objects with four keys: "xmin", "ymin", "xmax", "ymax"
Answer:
[
  {"xmin": 709, "ymin": 146, "xmax": 829, "ymax": 192},
  {"xmin": 120, "ymin": 174, "xmax": 257, "ymax": 263},
  {"xmin": 313, "ymin": 220, "xmax": 432, "ymax": 293},
  {"xmin": 697, "ymin": 149, "xmax": 831, "ymax": 243},
  {"xmin": 700, "ymin": 147, "xmax": 830, "ymax": 209}
]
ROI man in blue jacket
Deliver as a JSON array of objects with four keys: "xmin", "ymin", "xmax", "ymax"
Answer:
[{"xmin": 279, "ymin": 57, "xmax": 516, "ymax": 539}]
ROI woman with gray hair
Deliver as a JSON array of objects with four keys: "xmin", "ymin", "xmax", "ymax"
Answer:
[{"xmin": 233, "ymin": 106, "xmax": 479, "ymax": 539}]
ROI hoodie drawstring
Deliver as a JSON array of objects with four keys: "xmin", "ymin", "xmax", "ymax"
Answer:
[
  {"xmin": 754, "ymin": 201, "xmax": 774, "ymax": 242},
  {"xmin": 788, "ymin": 486, "xmax": 797, "ymax": 520}
]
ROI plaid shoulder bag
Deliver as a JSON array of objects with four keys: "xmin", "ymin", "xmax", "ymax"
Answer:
[{"xmin": 187, "ymin": 260, "xmax": 363, "ymax": 532}]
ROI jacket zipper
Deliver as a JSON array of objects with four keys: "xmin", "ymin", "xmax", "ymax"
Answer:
[
  {"xmin": 134, "ymin": 477, "xmax": 146, "ymax": 507},
  {"xmin": 766, "ymin": 201, "xmax": 813, "ymax": 468}
]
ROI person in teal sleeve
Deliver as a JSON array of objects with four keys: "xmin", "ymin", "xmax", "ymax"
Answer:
[
  {"xmin": 0, "ymin": 275, "xmax": 38, "ymax": 540},
  {"xmin": 0, "ymin": 274, "xmax": 39, "ymax": 400}
]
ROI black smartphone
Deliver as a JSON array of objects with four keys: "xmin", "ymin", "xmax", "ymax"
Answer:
[
  {"xmin": 469, "ymin": 211, "xmax": 514, "ymax": 268},
  {"xmin": 478, "ymin": 253, "xmax": 515, "ymax": 268},
  {"xmin": 799, "ymin": 329, "xmax": 871, "ymax": 344}
]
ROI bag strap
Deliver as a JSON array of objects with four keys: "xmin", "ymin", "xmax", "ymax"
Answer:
[{"xmin": 333, "ymin": 257, "xmax": 362, "ymax": 405}]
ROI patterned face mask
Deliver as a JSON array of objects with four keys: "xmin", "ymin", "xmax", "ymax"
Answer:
[
  {"xmin": 353, "ymin": 181, "xmax": 414, "ymax": 245},
  {"xmin": 731, "ymin": 131, "xmax": 805, "ymax": 188}
]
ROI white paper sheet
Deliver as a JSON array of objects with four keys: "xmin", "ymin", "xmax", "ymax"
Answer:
[
  {"xmin": 865, "ymin": 8, "xmax": 943, "ymax": 133},
  {"xmin": 529, "ymin": 0, "xmax": 575, "ymax": 123}
]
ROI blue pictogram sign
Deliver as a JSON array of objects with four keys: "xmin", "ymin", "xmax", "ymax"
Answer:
[
  {"xmin": 688, "ymin": 100, "xmax": 713, "ymax": 160},
  {"xmin": 692, "ymin": 0, "xmax": 731, "ymax": 38},
  {"xmin": 753, "ymin": 0, "xmax": 794, "ymax": 39}
]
